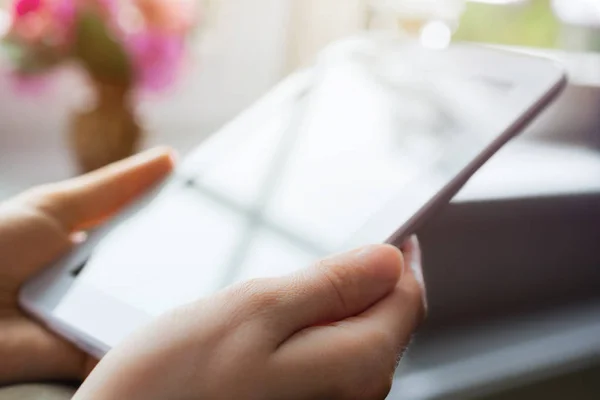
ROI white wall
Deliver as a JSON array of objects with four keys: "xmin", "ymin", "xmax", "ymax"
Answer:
[
  {"xmin": 140, "ymin": 0, "xmax": 294, "ymax": 141},
  {"xmin": 141, "ymin": 0, "xmax": 366, "ymax": 148},
  {"xmin": 285, "ymin": 0, "xmax": 366, "ymax": 72}
]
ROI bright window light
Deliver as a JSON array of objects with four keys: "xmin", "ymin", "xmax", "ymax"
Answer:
[
  {"xmin": 552, "ymin": 0, "xmax": 600, "ymax": 26},
  {"xmin": 0, "ymin": 9, "xmax": 9, "ymax": 37},
  {"xmin": 468, "ymin": 0, "xmax": 526, "ymax": 4},
  {"xmin": 420, "ymin": 20, "xmax": 452, "ymax": 49}
]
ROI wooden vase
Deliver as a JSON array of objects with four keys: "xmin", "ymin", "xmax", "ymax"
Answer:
[{"xmin": 69, "ymin": 80, "xmax": 142, "ymax": 173}]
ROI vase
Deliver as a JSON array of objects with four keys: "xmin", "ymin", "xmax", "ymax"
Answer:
[{"xmin": 69, "ymin": 80, "xmax": 142, "ymax": 173}]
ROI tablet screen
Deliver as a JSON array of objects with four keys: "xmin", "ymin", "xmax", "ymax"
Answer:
[{"xmin": 55, "ymin": 43, "xmax": 552, "ymax": 328}]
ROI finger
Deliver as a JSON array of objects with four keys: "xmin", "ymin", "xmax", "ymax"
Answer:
[
  {"xmin": 400, "ymin": 235, "xmax": 420, "ymax": 265},
  {"xmin": 0, "ymin": 315, "xmax": 88, "ymax": 385},
  {"xmin": 233, "ymin": 245, "xmax": 404, "ymax": 343},
  {"xmin": 401, "ymin": 235, "xmax": 426, "ymax": 296},
  {"xmin": 21, "ymin": 147, "xmax": 175, "ymax": 231},
  {"xmin": 343, "ymin": 262, "xmax": 427, "ymax": 355},
  {"xmin": 270, "ymin": 259, "xmax": 426, "ymax": 400}
]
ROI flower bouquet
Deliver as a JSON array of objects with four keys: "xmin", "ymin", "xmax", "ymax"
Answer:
[{"xmin": 2, "ymin": 0, "xmax": 197, "ymax": 172}]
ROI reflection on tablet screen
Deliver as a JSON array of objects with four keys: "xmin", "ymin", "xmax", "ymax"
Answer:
[{"xmin": 75, "ymin": 45, "xmax": 511, "ymax": 316}]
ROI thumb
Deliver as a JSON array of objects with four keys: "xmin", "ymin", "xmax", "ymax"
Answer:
[{"xmin": 265, "ymin": 245, "xmax": 404, "ymax": 340}]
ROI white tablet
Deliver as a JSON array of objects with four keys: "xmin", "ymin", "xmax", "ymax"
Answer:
[{"xmin": 20, "ymin": 37, "xmax": 566, "ymax": 358}]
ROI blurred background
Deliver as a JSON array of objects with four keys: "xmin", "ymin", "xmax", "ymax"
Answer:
[
  {"xmin": 0, "ymin": 1, "xmax": 599, "ymax": 399},
  {"xmin": 1, "ymin": 0, "xmax": 599, "ymax": 189}
]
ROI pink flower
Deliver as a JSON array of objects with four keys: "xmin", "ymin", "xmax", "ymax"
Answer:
[
  {"xmin": 53, "ymin": 0, "xmax": 76, "ymax": 27},
  {"xmin": 7, "ymin": 0, "xmax": 195, "ymax": 93},
  {"xmin": 127, "ymin": 30, "xmax": 186, "ymax": 91},
  {"xmin": 14, "ymin": 0, "xmax": 41, "ymax": 17},
  {"xmin": 9, "ymin": 69, "xmax": 55, "ymax": 95},
  {"xmin": 10, "ymin": 0, "xmax": 75, "ymax": 47}
]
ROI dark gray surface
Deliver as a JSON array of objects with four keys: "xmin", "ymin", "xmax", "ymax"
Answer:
[
  {"xmin": 479, "ymin": 364, "xmax": 600, "ymax": 400},
  {"xmin": 418, "ymin": 193, "xmax": 600, "ymax": 331},
  {"xmin": 417, "ymin": 78, "xmax": 600, "ymax": 333},
  {"xmin": 387, "ymin": 78, "xmax": 600, "ymax": 399}
]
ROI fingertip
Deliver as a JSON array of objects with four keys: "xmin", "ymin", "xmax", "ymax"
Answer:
[
  {"xmin": 108, "ymin": 147, "xmax": 176, "ymax": 186},
  {"xmin": 95, "ymin": 147, "xmax": 175, "ymax": 182},
  {"xmin": 167, "ymin": 150, "xmax": 179, "ymax": 167},
  {"xmin": 157, "ymin": 146, "xmax": 179, "ymax": 168},
  {"xmin": 355, "ymin": 244, "xmax": 404, "ymax": 284},
  {"xmin": 132, "ymin": 146, "xmax": 177, "ymax": 171}
]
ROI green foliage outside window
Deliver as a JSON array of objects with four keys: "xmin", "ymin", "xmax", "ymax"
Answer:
[
  {"xmin": 455, "ymin": 0, "xmax": 600, "ymax": 52},
  {"xmin": 454, "ymin": 0, "xmax": 561, "ymax": 49}
]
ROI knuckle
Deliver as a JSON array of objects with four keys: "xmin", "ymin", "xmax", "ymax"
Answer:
[
  {"xmin": 319, "ymin": 261, "xmax": 357, "ymax": 315},
  {"xmin": 350, "ymin": 371, "xmax": 394, "ymax": 400},
  {"xmin": 223, "ymin": 278, "xmax": 293, "ymax": 345},
  {"xmin": 403, "ymin": 281, "xmax": 428, "ymax": 323},
  {"xmin": 365, "ymin": 374, "xmax": 395, "ymax": 400},
  {"xmin": 320, "ymin": 341, "xmax": 395, "ymax": 400},
  {"xmin": 367, "ymin": 331, "xmax": 401, "ymax": 380},
  {"xmin": 328, "ymin": 373, "xmax": 366, "ymax": 400},
  {"xmin": 356, "ymin": 360, "xmax": 395, "ymax": 400},
  {"xmin": 339, "ymin": 369, "xmax": 393, "ymax": 400},
  {"xmin": 21, "ymin": 184, "xmax": 69, "ymax": 215},
  {"xmin": 21, "ymin": 185, "xmax": 55, "ymax": 205},
  {"xmin": 368, "ymin": 328, "xmax": 396, "ymax": 355},
  {"xmin": 331, "ymin": 334, "xmax": 396, "ymax": 400},
  {"xmin": 228, "ymin": 278, "xmax": 284, "ymax": 316}
]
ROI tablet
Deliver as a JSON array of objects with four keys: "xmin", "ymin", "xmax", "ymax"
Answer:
[{"xmin": 20, "ymin": 37, "xmax": 566, "ymax": 357}]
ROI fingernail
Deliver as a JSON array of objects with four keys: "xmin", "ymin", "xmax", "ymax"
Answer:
[
  {"xmin": 70, "ymin": 231, "xmax": 88, "ymax": 244},
  {"xmin": 410, "ymin": 258, "xmax": 425, "ymax": 290},
  {"xmin": 131, "ymin": 147, "xmax": 177, "ymax": 167},
  {"xmin": 403, "ymin": 237, "xmax": 427, "ymax": 298},
  {"xmin": 166, "ymin": 149, "xmax": 179, "ymax": 164},
  {"xmin": 409, "ymin": 237, "xmax": 425, "ymax": 288}
]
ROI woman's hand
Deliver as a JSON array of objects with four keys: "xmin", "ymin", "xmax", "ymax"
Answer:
[
  {"xmin": 0, "ymin": 144, "xmax": 426, "ymax": 398},
  {"xmin": 0, "ymin": 148, "xmax": 175, "ymax": 384},
  {"xmin": 76, "ymin": 239, "xmax": 426, "ymax": 400}
]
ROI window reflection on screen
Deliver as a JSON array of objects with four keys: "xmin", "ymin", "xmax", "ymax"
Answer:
[{"xmin": 76, "ymin": 44, "xmax": 510, "ymax": 316}]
